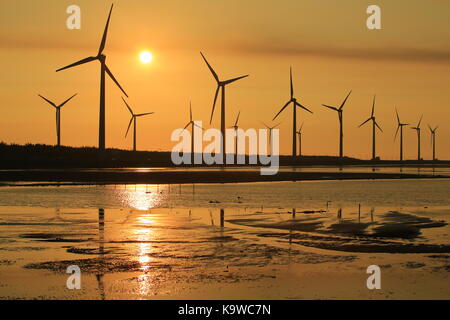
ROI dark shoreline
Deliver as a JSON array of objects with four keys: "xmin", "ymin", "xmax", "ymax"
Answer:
[{"xmin": 0, "ymin": 170, "xmax": 447, "ymax": 187}]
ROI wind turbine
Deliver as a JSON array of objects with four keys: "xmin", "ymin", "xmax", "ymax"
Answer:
[
  {"xmin": 262, "ymin": 122, "xmax": 281, "ymax": 156},
  {"xmin": 428, "ymin": 124, "xmax": 438, "ymax": 161},
  {"xmin": 38, "ymin": 93, "xmax": 77, "ymax": 147},
  {"xmin": 122, "ymin": 97, "xmax": 154, "ymax": 152},
  {"xmin": 200, "ymin": 52, "xmax": 248, "ymax": 156},
  {"xmin": 228, "ymin": 111, "xmax": 241, "ymax": 156},
  {"xmin": 273, "ymin": 67, "xmax": 313, "ymax": 157},
  {"xmin": 296, "ymin": 123, "xmax": 304, "ymax": 157},
  {"xmin": 359, "ymin": 95, "xmax": 382, "ymax": 161},
  {"xmin": 410, "ymin": 115, "xmax": 423, "ymax": 161},
  {"xmin": 182, "ymin": 102, "xmax": 203, "ymax": 162},
  {"xmin": 56, "ymin": 4, "xmax": 128, "ymax": 150},
  {"xmin": 394, "ymin": 108, "xmax": 409, "ymax": 162},
  {"xmin": 322, "ymin": 90, "xmax": 352, "ymax": 159}
]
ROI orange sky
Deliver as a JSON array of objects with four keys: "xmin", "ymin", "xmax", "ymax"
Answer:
[{"xmin": 1, "ymin": 0, "xmax": 450, "ymax": 159}]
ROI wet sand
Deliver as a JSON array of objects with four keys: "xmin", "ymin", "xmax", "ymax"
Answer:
[
  {"xmin": 0, "ymin": 206, "xmax": 449, "ymax": 299},
  {"xmin": 0, "ymin": 169, "xmax": 447, "ymax": 186}
]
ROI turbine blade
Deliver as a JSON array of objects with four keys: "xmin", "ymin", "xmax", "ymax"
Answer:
[
  {"xmin": 193, "ymin": 122, "xmax": 205, "ymax": 131},
  {"xmin": 200, "ymin": 52, "xmax": 219, "ymax": 82},
  {"xmin": 209, "ymin": 86, "xmax": 220, "ymax": 124},
  {"xmin": 417, "ymin": 115, "xmax": 423, "ymax": 128},
  {"xmin": 189, "ymin": 102, "xmax": 192, "ymax": 121},
  {"xmin": 290, "ymin": 67, "xmax": 294, "ymax": 98},
  {"xmin": 235, "ymin": 110, "xmax": 241, "ymax": 126},
  {"xmin": 222, "ymin": 75, "xmax": 249, "ymax": 85},
  {"xmin": 299, "ymin": 122, "xmax": 304, "ymax": 131},
  {"xmin": 295, "ymin": 101, "xmax": 313, "ymax": 114},
  {"xmin": 359, "ymin": 118, "xmax": 371, "ymax": 127},
  {"xmin": 183, "ymin": 122, "xmax": 191, "ymax": 131},
  {"xmin": 56, "ymin": 56, "xmax": 97, "ymax": 72},
  {"xmin": 371, "ymin": 95, "xmax": 376, "ymax": 117},
  {"xmin": 394, "ymin": 125, "xmax": 400, "ymax": 141},
  {"xmin": 98, "ymin": 4, "xmax": 114, "ymax": 56},
  {"xmin": 261, "ymin": 121, "xmax": 270, "ymax": 129},
  {"xmin": 105, "ymin": 64, "xmax": 128, "ymax": 97},
  {"xmin": 375, "ymin": 121, "xmax": 383, "ymax": 132},
  {"xmin": 395, "ymin": 107, "xmax": 400, "ymax": 124},
  {"xmin": 273, "ymin": 122, "xmax": 282, "ymax": 129},
  {"xmin": 322, "ymin": 104, "xmax": 338, "ymax": 111},
  {"xmin": 125, "ymin": 116, "xmax": 133, "ymax": 137},
  {"xmin": 339, "ymin": 90, "xmax": 352, "ymax": 110},
  {"xmin": 38, "ymin": 94, "xmax": 56, "ymax": 108},
  {"xmin": 273, "ymin": 100, "xmax": 291, "ymax": 120},
  {"xmin": 58, "ymin": 93, "xmax": 77, "ymax": 108},
  {"xmin": 121, "ymin": 97, "xmax": 133, "ymax": 115},
  {"xmin": 136, "ymin": 112, "xmax": 154, "ymax": 117}
]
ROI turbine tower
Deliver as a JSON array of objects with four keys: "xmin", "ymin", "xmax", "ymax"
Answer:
[
  {"xmin": 182, "ymin": 102, "xmax": 203, "ymax": 162},
  {"xmin": 394, "ymin": 108, "xmax": 409, "ymax": 162},
  {"xmin": 38, "ymin": 93, "xmax": 77, "ymax": 147},
  {"xmin": 122, "ymin": 97, "xmax": 154, "ymax": 152},
  {"xmin": 296, "ymin": 123, "xmax": 304, "ymax": 157},
  {"xmin": 359, "ymin": 95, "xmax": 382, "ymax": 161},
  {"xmin": 410, "ymin": 115, "xmax": 423, "ymax": 161},
  {"xmin": 262, "ymin": 122, "xmax": 281, "ymax": 156},
  {"xmin": 273, "ymin": 67, "xmax": 313, "ymax": 157},
  {"xmin": 229, "ymin": 111, "xmax": 241, "ymax": 156},
  {"xmin": 322, "ymin": 90, "xmax": 352, "ymax": 159},
  {"xmin": 56, "ymin": 4, "xmax": 128, "ymax": 150},
  {"xmin": 428, "ymin": 124, "xmax": 438, "ymax": 161},
  {"xmin": 200, "ymin": 52, "xmax": 248, "ymax": 156}
]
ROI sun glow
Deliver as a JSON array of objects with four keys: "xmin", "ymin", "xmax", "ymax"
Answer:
[{"xmin": 139, "ymin": 51, "xmax": 153, "ymax": 64}]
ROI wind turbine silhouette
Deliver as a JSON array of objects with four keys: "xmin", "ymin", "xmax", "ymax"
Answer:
[
  {"xmin": 200, "ymin": 52, "xmax": 248, "ymax": 156},
  {"xmin": 359, "ymin": 96, "xmax": 382, "ymax": 161},
  {"xmin": 410, "ymin": 115, "xmax": 423, "ymax": 161},
  {"xmin": 182, "ymin": 102, "xmax": 203, "ymax": 162},
  {"xmin": 122, "ymin": 97, "xmax": 154, "ymax": 152},
  {"xmin": 428, "ymin": 124, "xmax": 438, "ymax": 161},
  {"xmin": 394, "ymin": 108, "xmax": 409, "ymax": 162},
  {"xmin": 228, "ymin": 111, "xmax": 241, "ymax": 156},
  {"xmin": 262, "ymin": 122, "xmax": 281, "ymax": 156},
  {"xmin": 322, "ymin": 90, "xmax": 352, "ymax": 159},
  {"xmin": 37, "ymin": 94, "xmax": 77, "ymax": 147},
  {"xmin": 273, "ymin": 67, "xmax": 313, "ymax": 157},
  {"xmin": 56, "ymin": 4, "xmax": 128, "ymax": 150},
  {"xmin": 296, "ymin": 123, "xmax": 304, "ymax": 157}
]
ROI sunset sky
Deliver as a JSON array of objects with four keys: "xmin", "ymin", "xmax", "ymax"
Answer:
[{"xmin": 1, "ymin": 0, "xmax": 450, "ymax": 159}]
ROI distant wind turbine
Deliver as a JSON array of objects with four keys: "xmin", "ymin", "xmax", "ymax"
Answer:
[
  {"xmin": 228, "ymin": 111, "xmax": 241, "ymax": 156},
  {"xmin": 56, "ymin": 4, "xmax": 128, "ymax": 150},
  {"xmin": 262, "ymin": 122, "xmax": 281, "ymax": 156},
  {"xmin": 428, "ymin": 124, "xmax": 438, "ymax": 161},
  {"xmin": 182, "ymin": 102, "xmax": 203, "ymax": 162},
  {"xmin": 322, "ymin": 90, "xmax": 352, "ymax": 159},
  {"xmin": 394, "ymin": 108, "xmax": 409, "ymax": 162},
  {"xmin": 273, "ymin": 67, "xmax": 313, "ymax": 157},
  {"xmin": 410, "ymin": 115, "xmax": 423, "ymax": 161},
  {"xmin": 38, "ymin": 93, "xmax": 77, "ymax": 147},
  {"xmin": 122, "ymin": 97, "xmax": 154, "ymax": 152},
  {"xmin": 296, "ymin": 123, "xmax": 304, "ymax": 157},
  {"xmin": 200, "ymin": 52, "xmax": 248, "ymax": 156},
  {"xmin": 359, "ymin": 95, "xmax": 382, "ymax": 161}
]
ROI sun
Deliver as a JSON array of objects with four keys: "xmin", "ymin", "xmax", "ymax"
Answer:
[{"xmin": 139, "ymin": 51, "xmax": 153, "ymax": 64}]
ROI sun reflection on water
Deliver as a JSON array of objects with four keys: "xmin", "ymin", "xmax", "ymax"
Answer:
[{"xmin": 117, "ymin": 184, "xmax": 167, "ymax": 210}]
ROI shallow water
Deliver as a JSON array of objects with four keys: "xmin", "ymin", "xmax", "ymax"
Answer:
[{"xmin": 0, "ymin": 179, "xmax": 449, "ymax": 299}]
